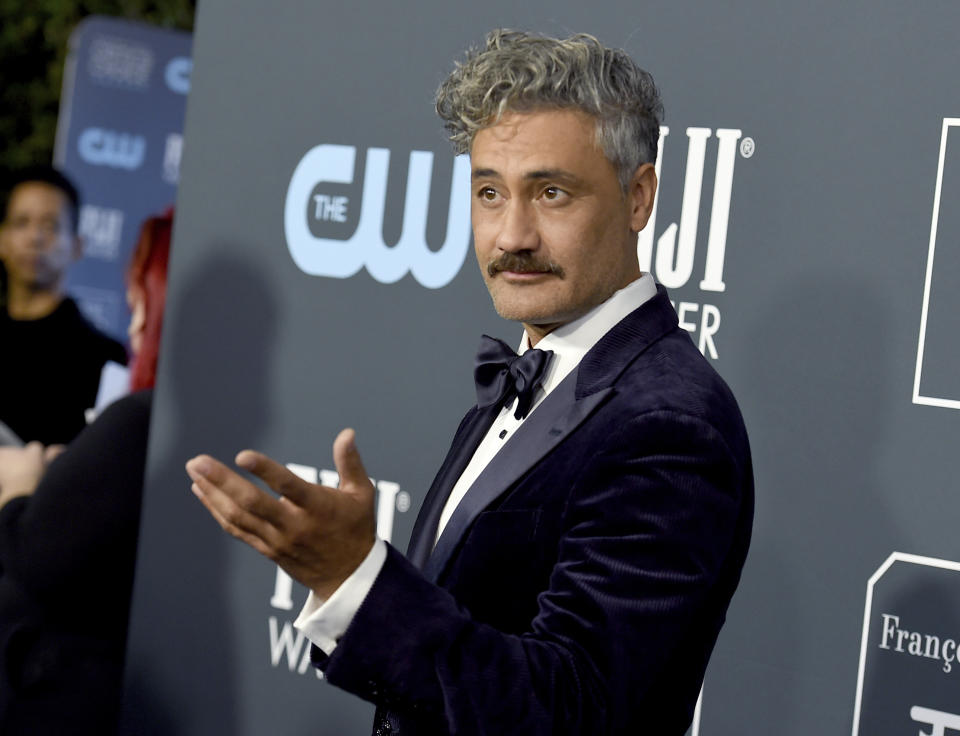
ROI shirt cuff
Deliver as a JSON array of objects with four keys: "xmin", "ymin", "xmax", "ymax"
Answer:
[{"xmin": 293, "ymin": 537, "xmax": 387, "ymax": 655}]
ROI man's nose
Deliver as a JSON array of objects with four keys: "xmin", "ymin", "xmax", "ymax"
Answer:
[
  {"xmin": 495, "ymin": 200, "xmax": 539, "ymax": 252},
  {"xmin": 27, "ymin": 223, "xmax": 51, "ymax": 247}
]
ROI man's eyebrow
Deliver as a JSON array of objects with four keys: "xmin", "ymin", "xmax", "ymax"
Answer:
[
  {"xmin": 524, "ymin": 169, "xmax": 578, "ymax": 182},
  {"xmin": 471, "ymin": 167, "xmax": 584, "ymax": 184}
]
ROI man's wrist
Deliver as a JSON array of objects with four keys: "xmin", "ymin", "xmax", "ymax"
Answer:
[
  {"xmin": 310, "ymin": 534, "xmax": 378, "ymax": 600},
  {"xmin": 295, "ymin": 538, "xmax": 388, "ymax": 655}
]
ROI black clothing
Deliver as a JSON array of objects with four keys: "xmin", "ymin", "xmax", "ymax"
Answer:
[
  {"xmin": 0, "ymin": 390, "xmax": 152, "ymax": 735},
  {"xmin": 0, "ymin": 297, "xmax": 128, "ymax": 445}
]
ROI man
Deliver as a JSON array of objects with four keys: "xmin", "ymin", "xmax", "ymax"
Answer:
[
  {"xmin": 0, "ymin": 166, "xmax": 126, "ymax": 444},
  {"xmin": 188, "ymin": 30, "xmax": 753, "ymax": 735}
]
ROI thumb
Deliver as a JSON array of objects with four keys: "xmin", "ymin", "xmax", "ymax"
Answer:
[{"xmin": 332, "ymin": 428, "xmax": 372, "ymax": 494}]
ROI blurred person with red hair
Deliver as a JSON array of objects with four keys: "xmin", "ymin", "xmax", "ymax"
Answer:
[
  {"xmin": 126, "ymin": 208, "xmax": 171, "ymax": 393},
  {"xmin": 0, "ymin": 209, "xmax": 172, "ymax": 735}
]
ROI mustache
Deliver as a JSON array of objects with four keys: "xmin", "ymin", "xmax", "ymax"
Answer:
[{"xmin": 486, "ymin": 253, "xmax": 565, "ymax": 278}]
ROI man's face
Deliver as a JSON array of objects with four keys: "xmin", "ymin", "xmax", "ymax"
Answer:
[
  {"xmin": 470, "ymin": 108, "xmax": 655, "ymax": 341},
  {"xmin": 0, "ymin": 182, "xmax": 79, "ymax": 291}
]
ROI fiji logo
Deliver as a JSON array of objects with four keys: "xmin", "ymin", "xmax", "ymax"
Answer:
[
  {"xmin": 639, "ymin": 126, "xmax": 746, "ymax": 293},
  {"xmin": 77, "ymin": 127, "xmax": 146, "ymax": 171},
  {"xmin": 284, "ymin": 144, "xmax": 471, "ymax": 289}
]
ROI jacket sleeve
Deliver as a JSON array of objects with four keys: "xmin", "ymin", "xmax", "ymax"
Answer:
[{"xmin": 318, "ymin": 409, "xmax": 751, "ymax": 736}]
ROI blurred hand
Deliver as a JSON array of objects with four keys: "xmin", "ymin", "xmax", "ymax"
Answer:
[
  {"xmin": 187, "ymin": 428, "xmax": 377, "ymax": 599},
  {"xmin": 0, "ymin": 441, "xmax": 62, "ymax": 508}
]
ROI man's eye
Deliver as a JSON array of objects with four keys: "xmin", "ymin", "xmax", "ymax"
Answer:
[
  {"xmin": 542, "ymin": 187, "xmax": 566, "ymax": 201},
  {"xmin": 479, "ymin": 187, "xmax": 498, "ymax": 201}
]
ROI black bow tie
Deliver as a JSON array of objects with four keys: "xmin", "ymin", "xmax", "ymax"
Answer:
[{"xmin": 474, "ymin": 335, "xmax": 554, "ymax": 420}]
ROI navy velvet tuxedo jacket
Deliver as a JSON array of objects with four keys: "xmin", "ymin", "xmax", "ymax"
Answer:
[{"xmin": 318, "ymin": 286, "xmax": 754, "ymax": 735}]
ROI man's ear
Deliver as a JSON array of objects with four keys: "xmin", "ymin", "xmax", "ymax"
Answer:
[{"xmin": 628, "ymin": 163, "xmax": 658, "ymax": 233}]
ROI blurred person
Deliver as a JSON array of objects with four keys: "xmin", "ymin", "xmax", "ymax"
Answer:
[
  {"xmin": 0, "ymin": 166, "xmax": 126, "ymax": 445},
  {"xmin": 0, "ymin": 210, "xmax": 172, "ymax": 735}
]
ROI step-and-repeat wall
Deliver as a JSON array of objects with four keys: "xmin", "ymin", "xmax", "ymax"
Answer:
[
  {"xmin": 55, "ymin": 16, "xmax": 191, "ymax": 343},
  {"xmin": 122, "ymin": 1, "xmax": 960, "ymax": 733}
]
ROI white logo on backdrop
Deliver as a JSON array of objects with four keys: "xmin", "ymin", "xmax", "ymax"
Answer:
[
  {"xmin": 914, "ymin": 117, "xmax": 960, "ymax": 410},
  {"xmin": 164, "ymin": 56, "xmax": 192, "ymax": 94},
  {"xmin": 638, "ymin": 127, "xmax": 741, "ymax": 293},
  {"xmin": 87, "ymin": 36, "xmax": 153, "ymax": 89},
  {"xmin": 284, "ymin": 144, "xmax": 472, "ymax": 289},
  {"xmin": 78, "ymin": 204, "xmax": 124, "ymax": 261},
  {"xmin": 78, "ymin": 127, "xmax": 146, "ymax": 170},
  {"xmin": 878, "ymin": 613, "xmax": 958, "ymax": 673},
  {"xmin": 162, "ymin": 133, "xmax": 183, "ymax": 184},
  {"xmin": 852, "ymin": 552, "xmax": 960, "ymax": 736},
  {"xmin": 266, "ymin": 462, "xmax": 410, "ymax": 679},
  {"xmin": 639, "ymin": 126, "xmax": 750, "ymax": 360},
  {"xmin": 911, "ymin": 706, "xmax": 960, "ymax": 736}
]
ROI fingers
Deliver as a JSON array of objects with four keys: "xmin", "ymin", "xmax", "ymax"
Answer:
[
  {"xmin": 332, "ymin": 429, "xmax": 373, "ymax": 498},
  {"xmin": 186, "ymin": 439, "xmax": 376, "ymax": 593},
  {"xmin": 189, "ymin": 478, "xmax": 278, "ymax": 561},
  {"xmin": 186, "ymin": 454, "xmax": 286, "ymax": 538},
  {"xmin": 235, "ymin": 449, "xmax": 313, "ymax": 505}
]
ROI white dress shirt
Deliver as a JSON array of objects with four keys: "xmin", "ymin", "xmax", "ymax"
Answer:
[{"xmin": 295, "ymin": 273, "xmax": 658, "ymax": 654}]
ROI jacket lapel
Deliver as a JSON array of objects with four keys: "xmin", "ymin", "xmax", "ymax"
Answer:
[
  {"xmin": 423, "ymin": 369, "xmax": 613, "ymax": 583},
  {"xmin": 421, "ymin": 285, "xmax": 681, "ymax": 584},
  {"xmin": 406, "ymin": 404, "xmax": 499, "ymax": 569}
]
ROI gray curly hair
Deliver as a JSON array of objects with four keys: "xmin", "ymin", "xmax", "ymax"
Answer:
[{"xmin": 436, "ymin": 29, "xmax": 664, "ymax": 192}]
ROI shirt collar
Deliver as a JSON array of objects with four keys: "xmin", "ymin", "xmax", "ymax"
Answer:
[{"xmin": 517, "ymin": 272, "xmax": 658, "ymax": 397}]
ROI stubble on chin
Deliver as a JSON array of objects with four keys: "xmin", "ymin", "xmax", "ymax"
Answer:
[{"xmin": 484, "ymin": 278, "xmax": 562, "ymax": 325}]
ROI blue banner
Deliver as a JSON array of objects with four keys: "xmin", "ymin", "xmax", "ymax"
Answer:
[{"xmin": 55, "ymin": 16, "xmax": 192, "ymax": 342}]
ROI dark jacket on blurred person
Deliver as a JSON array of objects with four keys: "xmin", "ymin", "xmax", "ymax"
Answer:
[
  {"xmin": 0, "ymin": 390, "xmax": 152, "ymax": 734},
  {"xmin": 0, "ymin": 210, "xmax": 171, "ymax": 734},
  {"xmin": 0, "ymin": 298, "xmax": 126, "ymax": 444}
]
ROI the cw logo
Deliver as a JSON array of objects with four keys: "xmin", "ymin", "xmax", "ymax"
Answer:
[
  {"xmin": 78, "ymin": 127, "xmax": 146, "ymax": 171},
  {"xmin": 164, "ymin": 57, "xmax": 192, "ymax": 94},
  {"xmin": 284, "ymin": 144, "xmax": 471, "ymax": 289}
]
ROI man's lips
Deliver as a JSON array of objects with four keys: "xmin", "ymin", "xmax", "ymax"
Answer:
[{"xmin": 497, "ymin": 269, "xmax": 554, "ymax": 281}]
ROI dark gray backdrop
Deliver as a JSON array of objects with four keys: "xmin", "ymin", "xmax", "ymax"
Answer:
[{"xmin": 122, "ymin": 1, "xmax": 960, "ymax": 733}]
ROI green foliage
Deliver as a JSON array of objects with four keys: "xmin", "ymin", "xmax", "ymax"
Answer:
[{"xmin": 0, "ymin": 0, "xmax": 195, "ymax": 174}]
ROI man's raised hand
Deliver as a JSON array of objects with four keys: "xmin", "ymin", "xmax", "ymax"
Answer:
[{"xmin": 186, "ymin": 428, "xmax": 377, "ymax": 599}]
